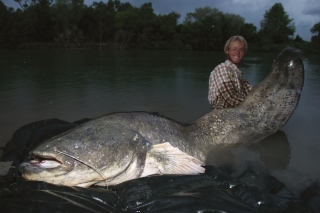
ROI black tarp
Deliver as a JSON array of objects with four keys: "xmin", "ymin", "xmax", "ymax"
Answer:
[{"xmin": 0, "ymin": 119, "xmax": 319, "ymax": 213}]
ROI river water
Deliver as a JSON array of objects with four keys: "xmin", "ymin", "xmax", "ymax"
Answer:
[{"xmin": 0, "ymin": 49, "xmax": 319, "ymax": 195}]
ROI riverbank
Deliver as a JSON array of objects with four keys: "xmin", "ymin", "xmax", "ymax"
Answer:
[{"xmin": 1, "ymin": 41, "xmax": 319, "ymax": 54}]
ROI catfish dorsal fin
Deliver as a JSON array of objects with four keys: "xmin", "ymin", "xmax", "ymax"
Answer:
[{"xmin": 141, "ymin": 142, "xmax": 205, "ymax": 177}]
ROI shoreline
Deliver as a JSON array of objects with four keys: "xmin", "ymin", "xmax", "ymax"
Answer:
[{"xmin": 1, "ymin": 42, "xmax": 319, "ymax": 54}]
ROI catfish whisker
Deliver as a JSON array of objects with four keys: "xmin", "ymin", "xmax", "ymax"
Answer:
[{"xmin": 55, "ymin": 150, "xmax": 107, "ymax": 180}]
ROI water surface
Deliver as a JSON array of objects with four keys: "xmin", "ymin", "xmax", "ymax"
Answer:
[{"xmin": 0, "ymin": 49, "xmax": 319, "ymax": 195}]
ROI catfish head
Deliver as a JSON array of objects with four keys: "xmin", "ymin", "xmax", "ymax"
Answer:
[{"xmin": 19, "ymin": 122, "xmax": 150, "ymax": 187}]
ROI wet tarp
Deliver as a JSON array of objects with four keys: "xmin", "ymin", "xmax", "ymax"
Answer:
[{"xmin": 0, "ymin": 119, "xmax": 319, "ymax": 213}]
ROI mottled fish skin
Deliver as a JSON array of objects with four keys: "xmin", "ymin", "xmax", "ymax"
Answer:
[
  {"xmin": 190, "ymin": 47, "xmax": 305, "ymax": 155},
  {"xmin": 19, "ymin": 47, "xmax": 305, "ymax": 187}
]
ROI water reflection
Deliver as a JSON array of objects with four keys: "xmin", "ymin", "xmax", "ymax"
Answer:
[
  {"xmin": 207, "ymin": 131, "xmax": 291, "ymax": 172},
  {"xmin": 247, "ymin": 131, "xmax": 290, "ymax": 170}
]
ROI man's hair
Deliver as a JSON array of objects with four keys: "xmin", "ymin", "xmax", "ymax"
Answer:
[{"xmin": 223, "ymin": 36, "xmax": 248, "ymax": 53}]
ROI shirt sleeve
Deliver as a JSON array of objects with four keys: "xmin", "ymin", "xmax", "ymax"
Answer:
[{"xmin": 241, "ymin": 78, "xmax": 253, "ymax": 96}]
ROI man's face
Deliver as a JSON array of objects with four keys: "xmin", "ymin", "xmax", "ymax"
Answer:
[{"xmin": 225, "ymin": 41, "xmax": 245, "ymax": 66}]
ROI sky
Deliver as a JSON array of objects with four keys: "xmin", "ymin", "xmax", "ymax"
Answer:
[{"xmin": 3, "ymin": 0, "xmax": 320, "ymax": 41}]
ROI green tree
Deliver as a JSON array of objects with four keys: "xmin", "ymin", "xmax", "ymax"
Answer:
[
  {"xmin": 12, "ymin": 0, "xmax": 55, "ymax": 42},
  {"xmin": 156, "ymin": 12, "xmax": 182, "ymax": 49},
  {"xmin": 221, "ymin": 13, "xmax": 245, "ymax": 41},
  {"xmin": 0, "ymin": 1, "xmax": 12, "ymax": 47},
  {"xmin": 294, "ymin": 35, "xmax": 303, "ymax": 42},
  {"xmin": 114, "ymin": 3, "xmax": 137, "ymax": 49},
  {"xmin": 259, "ymin": 3, "xmax": 295, "ymax": 44},
  {"xmin": 182, "ymin": 7, "xmax": 247, "ymax": 50},
  {"xmin": 79, "ymin": 0, "xmax": 118, "ymax": 48},
  {"xmin": 1, "ymin": 0, "xmax": 272, "ymax": 51},
  {"xmin": 135, "ymin": 3, "xmax": 156, "ymax": 49},
  {"xmin": 52, "ymin": 0, "xmax": 86, "ymax": 47},
  {"xmin": 182, "ymin": 7, "xmax": 224, "ymax": 50},
  {"xmin": 240, "ymin": 23, "xmax": 257, "ymax": 43},
  {"xmin": 26, "ymin": 0, "xmax": 55, "ymax": 42},
  {"xmin": 311, "ymin": 22, "xmax": 320, "ymax": 45}
]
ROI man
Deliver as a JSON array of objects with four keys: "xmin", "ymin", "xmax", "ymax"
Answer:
[{"xmin": 208, "ymin": 36, "xmax": 253, "ymax": 110}]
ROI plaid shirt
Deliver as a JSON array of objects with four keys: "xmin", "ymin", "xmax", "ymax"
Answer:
[{"xmin": 208, "ymin": 60, "xmax": 253, "ymax": 109}]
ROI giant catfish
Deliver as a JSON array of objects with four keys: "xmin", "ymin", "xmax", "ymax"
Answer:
[{"xmin": 19, "ymin": 47, "xmax": 305, "ymax": 187}]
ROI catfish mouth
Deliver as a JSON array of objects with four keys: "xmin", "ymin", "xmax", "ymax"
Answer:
[
  {"xmin": 18, "ymin": 150, "xmax": 81, "ymax": 185},
  {"xmin": 23, "ymin": 151, "xmax": 75, "ymax": 171},
  {"xmin": 29, "ymin": 155, "xmax": 63, "ymax": 169}
]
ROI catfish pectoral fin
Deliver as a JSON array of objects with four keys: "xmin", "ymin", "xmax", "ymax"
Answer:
[{"xmin": 141, "ymin": 142, "xmax": 205, "ymax": 177}]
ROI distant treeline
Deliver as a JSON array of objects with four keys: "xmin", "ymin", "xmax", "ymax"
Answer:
[{"xmin": 1, "ymin": 0, "xmax": 320, "ymax": 53}]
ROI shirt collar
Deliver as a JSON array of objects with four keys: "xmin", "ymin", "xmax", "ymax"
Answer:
[{"xmin": 225, "ymin": 60, "xmax": 242, "ymax": 74}]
